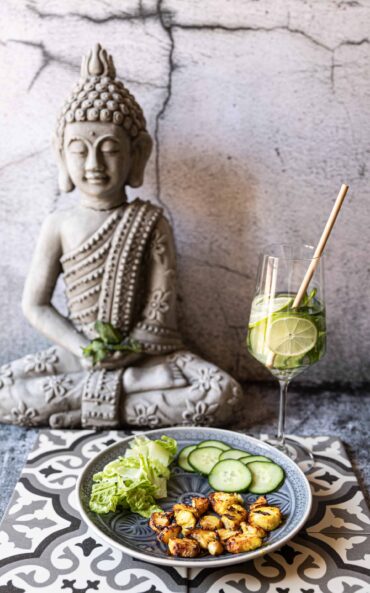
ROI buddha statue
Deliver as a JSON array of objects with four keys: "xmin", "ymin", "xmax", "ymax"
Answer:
[{"xmin": 0, "ymin": 44, "xmax": 242, "ymax": 429}]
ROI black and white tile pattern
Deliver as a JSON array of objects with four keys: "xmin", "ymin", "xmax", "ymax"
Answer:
[{"xmin": 0, "ymin": 430, "xmax": 369, "ymax": 592}]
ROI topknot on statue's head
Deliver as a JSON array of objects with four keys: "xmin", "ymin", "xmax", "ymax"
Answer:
[
  {"xmin": 56, "ymin": 44, "xmax": 147, "ymax": 149},
  {"xmin": 80, "ymin": 42, "xmax": 116, "ymax": 79}
]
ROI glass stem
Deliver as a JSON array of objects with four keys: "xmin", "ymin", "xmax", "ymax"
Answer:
[{"xmin": 277, "ymin": 380, "xmax": 289, "ymax": 447}]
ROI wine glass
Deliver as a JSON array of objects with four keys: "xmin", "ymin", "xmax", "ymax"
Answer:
[{"xmin": 246, "ymin": 243, "xmax": 326, "ymax": 470}]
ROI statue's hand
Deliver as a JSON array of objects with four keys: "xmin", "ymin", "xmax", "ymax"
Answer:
[
  {"xmin": 96, "ymin": 350, "xmax": 144, "ymax": 370},
  {"xmin": 79, "ymin": 355, "xmax": 94, "ymax": 371}
]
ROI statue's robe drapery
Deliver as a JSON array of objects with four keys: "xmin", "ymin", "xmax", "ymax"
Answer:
[
  {"xmin": 0, "ymin": 199, "xmax": 242, "ymax": 428},
  {"xmin": 61, "ymin": 198, "xmax": 183, "ymax": 352},
  {"xmin": 60, "ymin": 198, "xmax": 184, "ymax": 426}
]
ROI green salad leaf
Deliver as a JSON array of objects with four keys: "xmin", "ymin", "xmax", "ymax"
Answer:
[
  {"xmin": 95, "ymin": 320, "xmax": 123, "ymax": 345},
  {"xmin": 89, "ymin": 435, "xmax": 177, "ymax": 518},
  {"xmin": 82, "ymin": 321, "xmax": 142, "ymax": 365}
]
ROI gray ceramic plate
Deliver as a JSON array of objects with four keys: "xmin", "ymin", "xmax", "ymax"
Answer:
[{"xmin": 76, "ymin": 427, "xmax": 312, "ymax": 568}]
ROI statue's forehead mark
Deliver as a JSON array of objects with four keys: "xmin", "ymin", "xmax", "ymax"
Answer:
[{"xmin": 89, "ymin": 130, "xmax": 97, "ymax": 137}]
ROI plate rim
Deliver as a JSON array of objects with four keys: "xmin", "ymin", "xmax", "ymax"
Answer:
[{"xmin": 76, "ymin": 426, "xmax": 312, "ymax": 568}]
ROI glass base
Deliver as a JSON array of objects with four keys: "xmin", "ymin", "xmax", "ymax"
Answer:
[{"xmin": 265, "ymin": 436, "xmax": 314, "ymax": 474}]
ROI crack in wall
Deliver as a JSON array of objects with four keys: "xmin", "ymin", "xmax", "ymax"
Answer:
[
  {"xmin": 153, "ymin": 0, "xmax": 175, "ymax": 225},
  {"xmin": 6, "ymin": 39, "xmax": 75, "ymax": 91},
  {"xmin": 171, "ymin": 23, "xmax": 370, "ymax": 97},
  {"xmin": 124, "ymin": 77, "xmax": 167, "ymax": 89},
  {"xmin": 173, "ymin": 22, "xmax": 332, "ymax": 52},
  {"xmin": 331, "ymin": 37, "xmax": 370, "ymax": 91},
  {"xmin": 179, "ymin": 254, "xmax": 251, "ymax": 280},
  {"xmin": 177, "ymin": 252, "xmax": 252, "ymax": 354},
  {"xmin": 24, "ymin": 1, "xmax": 176, "ymax": 225},
  {"xmin": 27, "ymin": 3, "xmax": 161, "ymax": 24},
  {"xmin": 337, "ymin": 37, "xmax": 370, "ymax": 48},
  {"xmin": 5, "ymin": 38, "xmax": 164, "ymax": 93},
  {"xmin": 7, "ymin": 3, "xmax": 370, "ymax": 383},
  {"xmin": 20, "ymin": 2, "xmax": 370, "ymax": 217}
]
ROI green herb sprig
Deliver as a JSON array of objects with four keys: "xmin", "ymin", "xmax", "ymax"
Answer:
[
  {"xmin": 300, "ymin": 288, "xmax": 317, "ymax": 308},
  {"xmin": 82, "ymin": 321, "xmax": 141, "ymax": 365}
]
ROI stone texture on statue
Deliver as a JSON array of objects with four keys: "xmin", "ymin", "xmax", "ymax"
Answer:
[{"xmin": 0, "ymin": 44, "xmax": 242, "ymax": 429}]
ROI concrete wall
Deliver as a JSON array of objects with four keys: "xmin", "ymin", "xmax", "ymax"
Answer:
[{"xmin": 1, "ymin": 0, "xmax": 369, "ymax": 386}]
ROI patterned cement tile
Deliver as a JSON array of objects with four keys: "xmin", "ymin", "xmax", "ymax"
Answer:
[{"xmin": 0, "ymin": 431, "xmax": 368, "ymax": 593}]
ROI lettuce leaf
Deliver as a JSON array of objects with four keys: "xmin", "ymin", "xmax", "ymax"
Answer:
[
  {"xmin": 89, "ymin": 435, "xmax": 177, "ymax": 517},
  {"xmin": 155, "ymin": 435, "xmax": 177, "ymax": 457}
]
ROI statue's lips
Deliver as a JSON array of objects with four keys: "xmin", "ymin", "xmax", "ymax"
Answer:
[{"xmin": 84, "ymin": 174, "xmax": 109, "ymax": 184}]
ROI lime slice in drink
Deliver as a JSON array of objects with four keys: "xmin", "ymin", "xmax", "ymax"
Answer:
[
  {"xmin": 249, "ymin": 295, "xmax": 293, "ymax": 328},
  {"xmin": 248, "ymin": 321, "xmax": 268, "ymax": 363},
  {"xmin": 273, "ymin": 353, "xmax": 304, "ymax": 370},
  {"xmin": 267, "ymin": 315, "xmax": 318, "ymax": 356}
]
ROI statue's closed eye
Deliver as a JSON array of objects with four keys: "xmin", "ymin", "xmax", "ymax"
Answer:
[
  {"xmin": 100, "ymin": 139, "xmax": 120, "ymax": 154},
  {"xmin": 69, "ymin": 140, "xmax": 87, "ymax": 155}
]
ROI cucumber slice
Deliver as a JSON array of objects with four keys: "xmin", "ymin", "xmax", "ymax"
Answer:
[
  {"xmin": 177, "ymin": 445, "xmax": 197, "ymax": 472},
  {"xmin": 248, "ymin": 461, "xmax": 285, "ymax": 494},
  {"xmin": 219, "ymin": 449, "xmax": 249, "ymax": 461},
  {"xmin": 197, "ymin": 440, "xmax": 231, "ymax": 451},
  {"xmin": 208, "ymin": 460, "xmax": 252, "ymax": 492},
  {"xmin": 188, "ymin": 446, "xmax": 222, "ymax": 475},
  {"xmin": 240, "ymin": 455, "xmax": 272, "ymax": 464}
]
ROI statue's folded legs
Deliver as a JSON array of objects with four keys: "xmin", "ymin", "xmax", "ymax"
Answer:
[
  {"xmin": 0, "ymin": 347, "xmax": 242, "ymax": 428},
  {"xmin": 0, "ymin": 44, "xmax": 243, "ymax": 429}
]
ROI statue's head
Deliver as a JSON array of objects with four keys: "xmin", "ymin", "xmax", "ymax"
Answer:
[{"xmin": 54, "ymin": 44, "xmax": 152, "ymax": 196}]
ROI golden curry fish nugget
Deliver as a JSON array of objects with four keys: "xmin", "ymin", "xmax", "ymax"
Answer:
[
  {"xmin": 221, "ymin": 504, "xmax": 248, "ymax": 530},
  {"xmin": 250, "ymin": 496, "xmax": 268, "ymax": 510},
  {"xmin": 173, "ymin": 503, "xmax": 196, "ymax": 514},
  {"xmin": 168, "ymin": 537, "xmax": 200, "ymax": 557},
  {"xmin": 208, "ymin": 539, "xmax": 224, "ymax": 556},
  {"xmin": 150, "ymin": 487, "xmax": 284, "ymax": 559},
  {"xmin": 188, "ymin": 528, "xmax": 218, "ymax": 549},
  {"xmin": 174, "ymin": 509, "xmax": 197, "ymax": 535},
  {"xmin": 208, "ymin": 492, "xmax": 243, "ymax": 515},
  {"xmin": 191, "ymin": 496, "xmax": 210, "ymax": 516},
  {"xmin": 249, "ymin": 505, "xmax": 283, "ymax": 532},
  {"xmin": 217, "ymin": 528, "xmax": 240, "ymax": 543},
  {"xmin": 199, "ymin": 514, "xmax": 223, "ymax": 530},
  {"xmin": 225, "ymin": 533, "xmax": 264, "ymax": 554},
  {"xmin": 149, "ymin": 511, "xmax": 174, "ymax": 533},
  {"xmin": 158, "ymin": 523, "xmax": 181, "ymax": 544},
  {"xmin": 240, "ymin": 521, "xmax": 266, "ymax": 538}
]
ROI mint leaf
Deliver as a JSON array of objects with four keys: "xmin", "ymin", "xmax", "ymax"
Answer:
[
  {"xmin": 82, "ymin": 339, "xmax": 108, "ymax": 365},
  {"xmin": 83, "ymin": 326, "xmax": 142, "ymax": 366},
  {"xmin": 95, "ymin": 321, "xmax": 123, "ymax": 345}
]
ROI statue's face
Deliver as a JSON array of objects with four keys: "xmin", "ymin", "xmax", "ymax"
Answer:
[{"xmin": 63, "ymin": 121, "xmax": 131, "ymax": 198}]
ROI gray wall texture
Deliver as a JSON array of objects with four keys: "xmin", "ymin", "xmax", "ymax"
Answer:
[{"xmin": 0, "ymin": 0, "xmax": 369, "ymax": 386}]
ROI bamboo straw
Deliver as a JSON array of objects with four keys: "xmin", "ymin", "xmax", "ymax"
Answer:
[
  {"xmin": 266, "ymin": 183, "xmax": 349, "ymax": 369},
  {"xmin": 292, "ymin": 183, "xmax": 349, "ymax": 308}
]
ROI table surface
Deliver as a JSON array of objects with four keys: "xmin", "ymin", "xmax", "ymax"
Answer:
[
  {"xmin": 1, "ymin": 383, "xmax": 369, "ymax": 519},
  {"xmin": 2, "ymin": 430, "xmax": 369, "ymax": 593}
]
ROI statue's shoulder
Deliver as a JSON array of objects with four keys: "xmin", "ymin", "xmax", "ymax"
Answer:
[
  {"xmin": 40, "ymin": 209, "xmax": 66, "ymax": 234},
  {"xmin": 132, "ymin": 197, "xmax": 171, "ymax": 229},
  {"xmin": 35, "ymin": 209, "xmax": 67, "ymax": 248},
  {"xmin": 132, "ymin": 197, "xmax": 162, "ymax": 215},
  {"xmin": 53, "ymin": 207, "xmax": 81, "ymax": 232},
  {"xmin": 44, "ymin": 207, "xmax": 75, "ymax": 224}
]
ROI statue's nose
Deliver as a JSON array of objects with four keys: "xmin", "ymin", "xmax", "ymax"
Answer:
[{"xmin": 85, "ymin": 147, "xmax": 105, "ymax": 172}]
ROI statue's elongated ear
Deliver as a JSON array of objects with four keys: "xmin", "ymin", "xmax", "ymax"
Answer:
[
  {"xmin": 52, "ymin": 134, "xmax": 75, "ymax": 193},
  {"xmin": 127, "ymin": 131, "xmax": 153, "ymax": 188}
]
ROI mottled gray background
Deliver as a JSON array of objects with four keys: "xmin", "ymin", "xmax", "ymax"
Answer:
[{"xmin": 1, "ymin": 0, "xmax": 369, "ymax": 386}]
